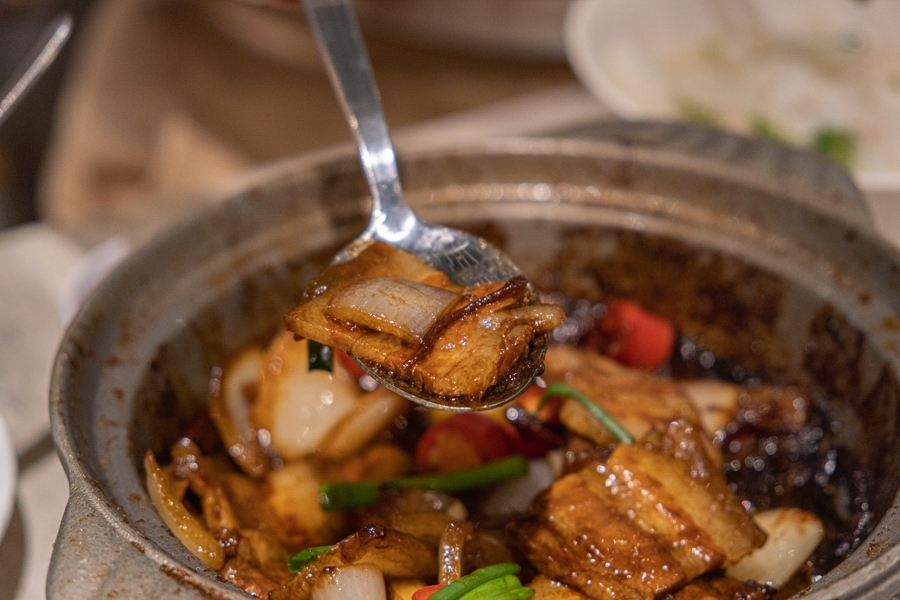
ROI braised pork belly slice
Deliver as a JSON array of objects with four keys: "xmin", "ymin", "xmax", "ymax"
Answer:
[
  {"xmin": 509, "ymin": 421, "xmax": 766, "ymax": 600},
  {"xmin": 668, "ymin": 576, "xmax": 775, "ymax": 600},
  {"xmin": 529, "ymin": 575, "xmax": 774, "ymax": 600},
  {"xmin": 530, "ymin": 575, "xmax": 592, "ymax": 599},
  {"xmin": 284, "ymin": 241, "xmax": 565, "ymax": 407},
  {"xmin": 542, "ymin": 346, "xmax": 703, "ymax": 443}
]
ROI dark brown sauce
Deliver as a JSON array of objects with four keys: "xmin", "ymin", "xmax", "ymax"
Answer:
[
  {"xmin": 556, "ymin": 297, "xmax": 876, "ymax": 593},
  {"xmin": 667, "ymin": 335, "xmax": 876, "ymax": 589}
]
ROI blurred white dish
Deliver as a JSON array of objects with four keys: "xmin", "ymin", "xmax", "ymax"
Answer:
[
  {"xmin": 0, "ymin": 410, "xmax": 16, "ymax": 541},
  {"xmin": 565, "ymin": 0, "xmax": 900, "ymax": 190}
]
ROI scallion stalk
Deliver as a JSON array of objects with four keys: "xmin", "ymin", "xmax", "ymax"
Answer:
[
  {"xmin": 319, "ymin": 455, "xmax": 529, "ymax": 511},
  {"xmin": 475, "ymin": 587, "xmax": 534, "ymax": 600},
  {"xmin": 430, "ymin": 563, "xmax": 522, "ymax": 600},
  {"xmin": 307, "ymin": 339, "xmax": 333, "ymax": 372},
  {"xmin": 458, "ymin": 574, "xmax": 521, "ymax": 600},
  {"xmin": 539, "ymin": 382, "xmax": 634, "ymax": 444},
  {"xmin": 287, "ymin": 544, "xmax": 334, "ymax": 574}
]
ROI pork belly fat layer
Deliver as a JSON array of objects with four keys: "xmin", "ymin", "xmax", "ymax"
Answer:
[
  {"xmin": 510, "ymin": 473, "xmax": 687, "ymax": 600},
  {"xmin": 510, "ymin": 440, "xmax": 766, "ymax": 600},
  {"xmin": 284, "ymin": 241, "xmax": 565, "ymax": 401}
]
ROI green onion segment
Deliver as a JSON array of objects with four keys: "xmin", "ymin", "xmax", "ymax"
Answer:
[
  {"xmin": 318, "ymin": 455, "xmax": 529, "ymax": 511},
  {"xmin": 287, "ymin": 544, "xmax": 334, "ymax": 574},
  {"xmin": 813, "ymin": 128, "xmax": 856, "ymax": 168},
  {"xmin": 307, "ymin": 339, "xmax": 333, "ymax": 372},
  {"xmin": 539, "ymin": 382, "xmax": 634, "ymax": 444},
  {"xmin": 458, "ymin": 574, "xmax": 526, "ymax": 600},
  {"xmin": 431, "ymin": 563, "xmax": 533, "ymax": 600}
]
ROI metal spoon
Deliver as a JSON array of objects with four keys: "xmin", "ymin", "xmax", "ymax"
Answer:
[
  {"xmin": 0, "ymin": 13, "xmax": 72, "ymax": 128},
  {"xmin": 302, "ymin": 0, "xmax": 544, "ymax": 411}
]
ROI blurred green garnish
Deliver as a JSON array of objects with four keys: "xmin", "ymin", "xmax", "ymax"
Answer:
[
  {"xmin": 813, "ymin": 129, "xmax": 856, "ymax": 168},
  {"xmin": 751, "ymin": 117, "xmax": 856, "ymax": 169},
  {"xmin": 750, "ymin": 115, "xmax": 789, "ymax": 143},
  {"xmin": 287, "ymin": 545, "xmax": 333, "ymax": 574},
  {"xmin": 678, "ymin": 100, "xmax": 719, "ymax": 127},
  {"xmin": 307, "ymin": 339, "xmax": 333, "ymax": 372}
]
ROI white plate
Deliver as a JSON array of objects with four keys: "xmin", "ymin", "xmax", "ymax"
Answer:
[
  {"xmin": 0, "ymin": 411, "xmax": 16, "ymax": 541},
  {"xmin": 565, "ymin": 0, "xmax": 900, "ymax": 191}
]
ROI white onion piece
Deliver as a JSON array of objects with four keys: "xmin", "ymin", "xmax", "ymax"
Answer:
[
  {"xmin": 545, "ymin": 449, "xmax": 565, "ymax": 480},
  {"xmin": 726, "ymin": 507, "xmax": 825, "ymax": 589},
  {"xmin": 479, "ymin": 458, "xmax": 555, "ymax": 517},
  {"xmin": 318, "ymin": 387, "xmax": 411, "ymax": 460},
  {"xmin": 221, "ymin": 346, "xmax": 264, "ymax": 434},
  {"xmin": 311, "ymin": 564, "xmax": 386, "ymax": 600},
  {"xmin": 254, "ymin": 333, "xmax": 361, "ymax": 460},
  {"xmin": 326, "ymin": 278, "xmax": 461, "ymax": 343},
  {"xmin": 209, "ymin": 346, "xmax": 269, "ymax": 476},
  {"xmin": 680, "ymin": 379, "xmax": 740, "ymax": 436}
]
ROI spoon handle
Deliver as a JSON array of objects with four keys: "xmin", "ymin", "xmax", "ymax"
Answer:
[
  {"xmin": 302, "ymin": 0, "xmax": 416, "ymax": 241},
  {"xmin": 0, "ymin": 13, "xmax": 72, "ymax": 128}
]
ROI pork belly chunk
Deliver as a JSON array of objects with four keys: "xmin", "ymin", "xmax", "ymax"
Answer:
[
  {"xmin": 529, "ymin": 575, "xmax": 774, "ymax": 600},
  {"xmin": 284, "ymin": 241, "xmax": 564, "ymax": 405},
  {"xmin": 541, "ymin": 346, "xmax": 702, "ymax": 442},
  {"xmin": 509, "ymin": 422, "xmax": 766, "ymax": 600},
  {"xmin": 668, "ymin": 576, "xmax": 775, "ymax": 600}
]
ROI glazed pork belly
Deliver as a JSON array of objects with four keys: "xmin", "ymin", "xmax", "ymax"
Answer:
[
  {"xmin": 284, "ymin": 241, "xmax": 565, "ymax": 406},
  {"xmin": 509, "ymin": 421, "xmax": 767, "ymax": 600},
  {"xmin": 529, "ymin": 575, "xmax": 774, "ymax": 600}
]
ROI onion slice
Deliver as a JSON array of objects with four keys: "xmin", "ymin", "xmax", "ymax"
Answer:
[
  {"xmin": 438, "ymin": 521, "xmax": 472, "ymax": 585},
  {"xmin": 680, "ymin": 379, "xmax": 740, "ymax": 437},
  {"xmin": 479, "ymin": 458, "xmax": 555, "ymax": 517},
  {"xmin": 318, "ymin": 387, "xmax": 411, "ymax": 461},
  {"xmin": 726, "ymin": 507, "xmax": 825, "ymax": 589},
  {"xmin": 311, "ymin": 564, "xmax": 386, "ymax": 600},
  {"xmin": 326, "ymin": 278, "xmax": 461, "ymax": 343},
  {"xmin": 209, "ymin": 345, "xmax": 270, "ymax": 477},
  {"xmin": 144, "ymin": 450, "xmax": 224, "ymax": 570},
  {"xmin": 252, "ymin": 332, "xmax": 361, "ymax": 460}
]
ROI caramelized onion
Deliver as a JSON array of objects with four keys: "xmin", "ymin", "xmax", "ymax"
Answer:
[
  {"xmin": 326, "ymin": 278, "xmax": 461, "ymax": 343},
  {"xmin": 438, "ymin": 521, "xmax": 472, "ymax": 585},
  {"xmin": 209, "ymin": 345, "xmax": 270, "ymax": 477},
  {"xmin": 144, "ymin": 450, "xmax": 224, "ymax": 570}
]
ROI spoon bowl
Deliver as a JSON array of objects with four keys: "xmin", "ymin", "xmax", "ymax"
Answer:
[{"xmin": 303, "ymin": 0, "xmax": 543, "ymax": 410}]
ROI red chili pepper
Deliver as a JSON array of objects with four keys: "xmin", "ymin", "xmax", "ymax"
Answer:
[
  {"xmin": 600, "ymin": 299, "xmax": 675, "ymax": 371},
  {"xmin": 412, "ymin": 583, "xmax": 446, "ymax": 600},
  {"xmin": 415, "ymin": 413, "xmax": 516, "ymax": 474},
  {"xmin": 504, "ymin": 404, "xmax": 565, "ymax": 457},
  {"xmin": 181, "ymin": 409, "xmax": 220, "ymax": 455}
]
